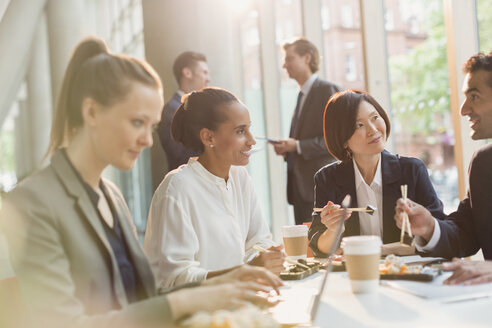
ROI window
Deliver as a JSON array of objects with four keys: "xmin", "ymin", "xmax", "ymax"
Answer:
[
  {"xmin": 0, "ymin": 104, "xmax": 18, "ymax": 194},
  {"xmin": 477, "ymin": 0, "xmax": 492, "ymax": 52},
  {"xmin": 238, "ymin": 4, "xmax": 272, "ymax": 227},
  {"xmin": 409, "ymin": 17, "xmax": 420, "ymax": 35},
  {"xmin": 345, "ymin": 53, "xmax": 357, "ymax": 81},
  {"xmin": 341, "ymin": 4, "xmax": 354, "ymax": 28},
  {"xmin": 385, "ymin": 0, "xmax": 458, "ymax": 212},
  {"xmin": 385, "ymin": 10, "xmax": 394, "ymax": 31},
  {"xmin": 275, "ymin": 0, "xmax": 303, "ymax": 139},
  {"xmin": 321, "ymin": 6, "xmax": 331, "ymax": 30},
  {"xmin": 321, "ymin": 0, "xmax": 365, "ymax": 90}
]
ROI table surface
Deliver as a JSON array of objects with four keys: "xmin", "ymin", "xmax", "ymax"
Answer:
[{"xmin": 280, "ymin": 256, "xmax": 492, "ymax": 328}]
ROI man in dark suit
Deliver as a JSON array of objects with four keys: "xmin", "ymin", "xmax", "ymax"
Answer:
[
  {"xmin": 158, "ymin": 51, "xmax": 210, "ymax": 172},
  {"xmin": 272, "ymin": 37, "xmax": 341, "ymax": 225},
  {"xmin": 395, "ymin": 51, "xmax": 492, "ymax": 285}
]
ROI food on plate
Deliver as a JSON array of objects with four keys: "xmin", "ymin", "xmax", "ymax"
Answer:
[
  {"xmin": 180, "ymin": 304, "xmax": 280, "ymax": 328},
  {"xmin": 379, "ymin": 254, "xmax": 422, "ymax": 274},
  {"xmin": 280, "ymin": 259, "xmax": 321, "ymax": 280}
]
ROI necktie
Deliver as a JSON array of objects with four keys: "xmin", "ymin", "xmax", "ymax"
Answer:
[{"xmin": 289, "ymin": 91, "xmax": 303, "ymax": 138}]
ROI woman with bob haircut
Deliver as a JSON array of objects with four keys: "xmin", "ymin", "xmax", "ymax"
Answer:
[
  {"xmin": 308, "ymin": 89, "xmax": 446, "ymax": 257},
  {"xmin": 144, "ymin": 87, "xmax": 284, "ymax": 287},
  {"xmin": 1, "ymin": 37, "xmax": 281, "ymax": 328}
]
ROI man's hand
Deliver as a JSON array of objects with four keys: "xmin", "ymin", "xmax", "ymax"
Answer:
[
  {"xmin": 248, "ymin": 245, "xmax": 285, "ymax": 276},
  {"xmin": 394, "ymin": 198, "xmax": 435, "ymax": 242},
  {"xmin": 443, "ymin": 258, "xmax": 492, "ymax": 285},
  {"xmin": 203, "ymin": 264, "xmax": 283, "ymax": 293},
  {"xmin": 272, "ymin": 138, "xmax": 297, "ymax": 155}
]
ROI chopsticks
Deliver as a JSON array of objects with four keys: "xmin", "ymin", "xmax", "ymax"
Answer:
[
  {"xmin": 313, "ymin": 205, "xmax": 376, "ymax": 215},
  {"xmin": 252, "ymin": 245, "xmax": 310, "ymax": 270},
  {"xmin": 400, "ymin": 184, "xmax": 413, "ymax": 243}
]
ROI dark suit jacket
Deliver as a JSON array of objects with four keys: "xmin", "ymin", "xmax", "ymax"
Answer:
[
  {"xmin": 158, "ymin": 92, "xmax": 199, "ymax": 172},
  {"xmin": 1, "ymin": 150, "xmax": 175, "ymax": 327},
  {"xmin": 308, "ymin": 150, "xmax": 446, "ymax": 257},
  {"xmin": 429, "ymin": 143, "xmax": 492, "ymax": 260},
  {"xmin": 288, "ymin": 77, "xmax": 341, "ymax": 204}
]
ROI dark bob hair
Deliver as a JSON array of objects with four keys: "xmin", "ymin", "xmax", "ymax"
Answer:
[{"xmin": 323, "ymin": 89, "xmax": 391, "ymax": 163}]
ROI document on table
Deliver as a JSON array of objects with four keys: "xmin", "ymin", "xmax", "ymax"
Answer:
[{"xmin": 383, "ymin": 272, "xmax": 492, "ymax": 303}]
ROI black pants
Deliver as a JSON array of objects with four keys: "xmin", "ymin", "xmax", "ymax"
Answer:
[
  {"xmin": 287, "ymin": 168, "xmax": 314, "ymax": 225},
  {"xmin": 293, "ymin": 200, "xmax": 313, "ymax": 225}
]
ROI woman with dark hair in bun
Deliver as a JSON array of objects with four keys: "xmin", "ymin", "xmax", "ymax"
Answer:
[
  {"xmin": 308, "ymin": 89, "xmax": 446, "ymax": 257},
  {"xmin": 1, "ymin": 38, "xmax": 281, "ymax": 328},
  {"xmin": 144, "ymin": 87, "xmax": 284, "ymax": 287}
]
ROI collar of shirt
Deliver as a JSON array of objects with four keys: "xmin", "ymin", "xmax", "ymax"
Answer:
[
  {"xmin": 177, "ymin": 90, "xmax": 185, "ymax": 98},
  {"xmin": 300, "ymin": 74, "xmax": 317, "ymax": 98},
  {"xmin": 61, "ymin": 149, "xmax": 102, "ymax": 207},
  {"xmin": 353, "ymin": 155, "xmax": 382, "ymax": 190},
  {"xmin": 297, "ymin": 74, "xmax": 317, "ymax": 116},
  {"xmin": 188, "ymin": 157, "xmax": 232, "ymax": 190},
  {"xmin": 353, "ymin": 156, "xmax": 383, "ymax": 236}
]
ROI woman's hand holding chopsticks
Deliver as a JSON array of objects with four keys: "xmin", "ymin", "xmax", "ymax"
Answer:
[{"xmin": 318, "ymin": 201, "xmax": 353, "ymax": 233}]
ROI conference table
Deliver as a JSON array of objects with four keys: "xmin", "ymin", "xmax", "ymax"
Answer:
[{"xmin": 276, "ymin": 256, "xmax": 492, "ymax": 328}]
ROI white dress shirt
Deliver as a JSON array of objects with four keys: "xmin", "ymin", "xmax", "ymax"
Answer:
[
  {"xmin": 143, "ymin": 158, "xmax": 274, "ymax": 287},
  {"xmin": 414, "ymin": 218, "xmax": 441, "ymax": 251},
  {"xmin": 353, "ymin": 158, "xmax": 383, "ymax": 237},
  {"xmin": 295, "ymin": 74, "xmax": 318, "ymax": 154}
]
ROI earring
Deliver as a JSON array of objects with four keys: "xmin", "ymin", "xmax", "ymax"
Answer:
[
  {"xmin": 210, "ymin": 144, "xmax": 214, "ymax": 148},
  {"xmin": 345, "ymin": 147, "xmax": 352, "ymax": 160}
]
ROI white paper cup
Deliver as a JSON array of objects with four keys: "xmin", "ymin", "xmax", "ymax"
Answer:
[
  {"xmin": 282, "ymin": 225, "xmax": 308, "ymax": 260},
  {"xmin": 341, "ymin": 236, "xmax": 382, "ymax": 293}
]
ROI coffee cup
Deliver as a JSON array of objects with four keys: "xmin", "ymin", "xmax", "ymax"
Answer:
[
  {"xmin": 341, "ymin": 235, "xmax": 382, "ymax": 293},
  {"xmin": 282, "ymin": 225, "xmax": 308, "ymax": 260}
]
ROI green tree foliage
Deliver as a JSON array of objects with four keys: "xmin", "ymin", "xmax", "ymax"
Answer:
[
  {"xmin": 388, "ymin": 1, "xmax": 450, "ymax": 135},
  {"xmin": 478, "ymin": 0, "xmax": 492, "ymax": 53}
]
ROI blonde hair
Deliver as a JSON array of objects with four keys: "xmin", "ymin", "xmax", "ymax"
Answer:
[
  {"xmin": 46, "ymin": 37, "xmax": 162, "ymax": 158},
  {"xmin": 283, "ymin": 37, "xmax": 320, "ymax": 73}
]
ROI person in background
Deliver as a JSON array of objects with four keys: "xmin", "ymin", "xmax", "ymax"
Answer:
[
  {"xmin": 272, "ymin": 37, "xmax": 341, "ymax": 224},
  {"xmin": 144, "ymin": 87, "xmax": 284, "ymax": 287},
  {"xmin": 395, "ymin": 51, "xmax": 492, "ymax": 285},
  {"xmin": 0, "ymin": 37, "xmax": 281, "ymax": 328},
  {"xmin": 158, "ymin": 51, "xmax": 211, "ymax": 172},
  {"xmin": 309, "ymin": 90, "xmax": 446, "ymax": 257}
]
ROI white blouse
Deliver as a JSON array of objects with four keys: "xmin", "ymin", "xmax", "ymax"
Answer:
[
  {"xmin": 353, "ymin": 157, "xmax": 383, "ymax": 237},
  {"xmin": 143, "ymin": 158, "xmax": 274, "ymax": 287}
]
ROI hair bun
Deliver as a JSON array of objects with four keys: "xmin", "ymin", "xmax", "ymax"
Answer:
[{"xmin": 181, "ymin": 91, "xmax": 197, "ymax": 111}]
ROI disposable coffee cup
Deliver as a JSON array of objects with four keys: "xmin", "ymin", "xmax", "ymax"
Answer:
[
  {"xmin": 282, "ymin": 225, "xmax": 308, "ymax": 260},
  {"xmin": 341, "ymin": 235, "xmax": 382, "ymax": 293}
]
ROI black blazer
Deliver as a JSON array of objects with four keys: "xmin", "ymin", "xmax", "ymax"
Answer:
[
  {"xmin": 158, "ymin": 92, "xmax": 199, "ymax": 172},
  {"xmin": 288, "ymin": 77, "xmax": 341, "ymax": 204},
  {"xmin": 430, "ymin": 143, "xmax": 492, "ymax": 260},
  {"xmin": 308, "ymin": 150, "xmax": 446, "ymax": 257}
]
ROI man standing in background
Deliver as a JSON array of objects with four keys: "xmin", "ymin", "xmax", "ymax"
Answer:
[
  {"xmin": 272, "ymin": 37, "xmax": 341, "ymax": 224},
  {"xmin": 158, "ymin": 51, "xmax": 210, "ymax": 172}
]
